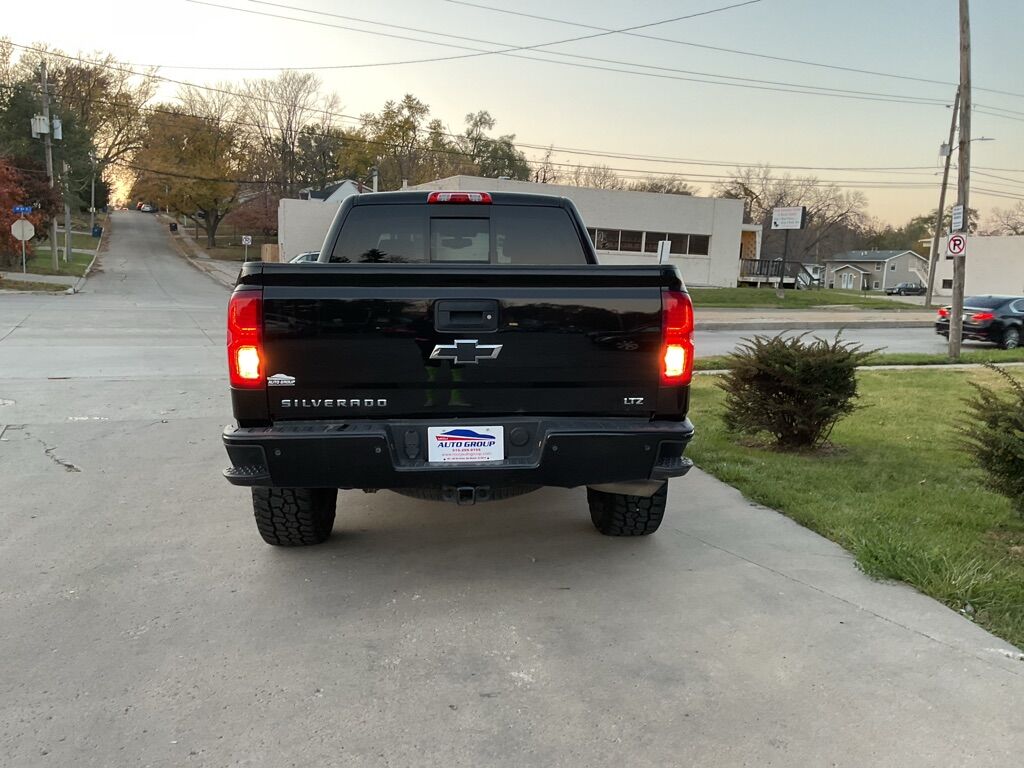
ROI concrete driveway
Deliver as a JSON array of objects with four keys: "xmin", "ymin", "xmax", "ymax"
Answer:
[{"xmin": 1, "ymin": 212, "xmax": 1021, "ymax": 767}]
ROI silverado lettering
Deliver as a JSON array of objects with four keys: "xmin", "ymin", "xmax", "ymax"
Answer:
[
  {"xmin": 280, "ymin": 399, "xmax": 388, "ymax": 408},
  {"xmin": 223, "ymin": 190, "xmax": 695, "ymax": 547}
]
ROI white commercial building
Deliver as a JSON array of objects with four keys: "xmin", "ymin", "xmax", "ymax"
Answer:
[
  {"xmin": 408, "ymin": 176, "xmax": 759, "ymax": 287},
  {"xmin": 932, "ymin": 235, "xmax": 1024, "ymax": 296},
  {"xmin": 277, "ymin": 180, "xmax": 366, "ymax": 262}
]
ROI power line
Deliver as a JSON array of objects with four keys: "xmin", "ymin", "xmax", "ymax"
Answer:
[
  {"xmin": 445, "ymin": 0, "xmax": 1024, "ymax": 101},
  {"xmin": 2, "ymin": 43, "xmax": 955, "ymax": 176},
  {"xmin": 13, "ymin": 43, "xmax": 1024, "ymax": 199},
  {"xmin": 973, "ymin": 108, "xmax": 1024, "ymax": 124},
  {"xmin": 237, "ymin": 0, "xmax": 958, "ymax": 104},
  {"xmin": 974, "ymin": 169, "xmax": 1024, "ymax": 187},
  {"xmin": 183, "ymin": 0, "xmax": 952, "ymax": 107},
  {"xmin": 972, "ymin": 186, "xmax": 1024, "ymax": 201},
  {"xmin": 122, "ymin": 101, "xmax": 951, "ymax": 189}
]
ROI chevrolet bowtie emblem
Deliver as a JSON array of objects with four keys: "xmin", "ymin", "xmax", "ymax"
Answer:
[{"xmin": 429, "ymin": 339, "xmax": 503, "ymax": 365}]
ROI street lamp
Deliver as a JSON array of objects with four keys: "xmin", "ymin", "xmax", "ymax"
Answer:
[{"xmin": 940, "ymin": 136, "xmax": 995, "ymax": 157}]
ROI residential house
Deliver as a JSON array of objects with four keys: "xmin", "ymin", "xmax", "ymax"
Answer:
[
  {"xmin": 297, "ymin": 179, "xmax": 368, "ymax": 202},
  {"xmin": 824, "ymin": 250, "xmax": 928, "ymax": 291}
]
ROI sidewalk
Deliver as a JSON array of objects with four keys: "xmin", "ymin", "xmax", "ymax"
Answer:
[
  {"xmin": 160, "ymin": 215, "xmax": 241, "ymax": 289},
  {"xmin": 696, "ymin": 307, "xmax": 936, "ymax": 330},
  {"xmin": 1, "ymin": 228, "xmax": 104, "ymax": 293},
  {"xmin": 0, "ymin": 270, "xmax": 76, "ymax": 288}
]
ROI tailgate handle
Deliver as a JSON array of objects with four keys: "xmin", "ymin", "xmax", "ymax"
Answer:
[{"xmin": 435, "ymin": 300, "xmax": 499, "ymax": 332}]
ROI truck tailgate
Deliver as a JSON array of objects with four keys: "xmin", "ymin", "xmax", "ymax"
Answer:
[{"xmin": 253, "ymin": 264, "xmax": 679, "ymax": 420}]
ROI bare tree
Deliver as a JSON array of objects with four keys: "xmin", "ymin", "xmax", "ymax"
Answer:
[
  {"xmin": 49, "ymin": 54, "xmax": 157, "ymax": 166},
  {"xmin": 241, "ymin": 71, "xmax": 339, "ymax": 197},
  {"xmin": 531, "ymin": 146, "xmax": 560, "ymax": 184},
  {"xmin": 564, "ymin": 163, "xmax": 624, "ymax": 190},
  {"xmin": 715, "ymin": 165, "xmax": 867, "ymax": 262},
  {"xmin": 986, "ymin": 202, "xmax": 1024, "ymax": 235},
  {"xmin": 628, "ymin": 175, "xmax": 698, "ymax": 196}
]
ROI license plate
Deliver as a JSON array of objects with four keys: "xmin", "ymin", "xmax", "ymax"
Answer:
[{"xmin": 427, "ymin": 426, "xmax": 504, "ymax": 463}]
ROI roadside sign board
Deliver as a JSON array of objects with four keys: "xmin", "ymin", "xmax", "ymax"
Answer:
[
  {"xmin": 946, "ymin": 233, "xmax": 967, "ymax": 257},
  {"xmin": 12, "ymin": 205, "xmax": 32, "ymax": 215},
  {"xmin": 241, "ymin": 235, "xmax": 253, "ymax": 246},
  {"xmin": 771, "ymin": 206, "xmax": 807, "ymax": 230},
  {"xmin": 951, "ymin": 204, "xmax": 965, "ymax": 232},
  {"xmin": 11, "ymin": 219, "xmax": 35, "ymax": 241}
]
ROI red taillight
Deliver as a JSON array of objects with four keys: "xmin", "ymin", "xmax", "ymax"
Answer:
[
  {"xmin": 938, "ymin": 307, "xmax": 950, "ymax": 318},
  {"xmin": 970, "ymin": 311, "xmax": 995, "ymax": 322},
  {"xmin": 227, "ymin": 291, "xmax": 263, "ymax": 388},
  {"xmin": 426, "ymin": 191, "xmax": 492, "ymax": 204},
  {"xmin": 661, "ymin": 290, "xmax": 694, "ymax": 385}
]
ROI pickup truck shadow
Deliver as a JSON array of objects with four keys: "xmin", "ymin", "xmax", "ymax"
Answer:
[{"xmin": 253, "ymin": 487, "xmax": 664, "ymax": 600}]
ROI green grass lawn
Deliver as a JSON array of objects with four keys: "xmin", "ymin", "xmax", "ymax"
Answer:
[
  {"xmin": 689, "ymin": 287, "xmax": 916, "ymax": 310},
  {"xmin": 24, "ymin": 248, "xmax": 94, "ymax": 277},
  {"xmin": 0, "ymin": 277, "xmax": 63, "ymax": 292},
  {"xmin": 695, "ymin": 347, "xmax": 1024, "ymax": 371},
  {"xmin": 56, "ymin": 232, "xmax": 98, "ymax": 251},
  {"xmin": 688, "ymin": 369, "xmax": 1024, "ymax": 648}
]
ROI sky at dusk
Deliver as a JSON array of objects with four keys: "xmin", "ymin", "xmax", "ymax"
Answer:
[{"xmin": 8, "ymin": 0, "xmax": 1024, "ymax": 224}]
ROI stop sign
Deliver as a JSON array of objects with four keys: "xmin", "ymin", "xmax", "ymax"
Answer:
[{"xmin": 11, "ymin": 219, "xmax": 35, "ymax": 241}]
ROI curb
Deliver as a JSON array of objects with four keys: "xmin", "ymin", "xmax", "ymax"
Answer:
[
  {"xmin": 696, "ymin": 320, "xmax": 935, "ymax": 331},
  {"xmin": 159, "ymin": 216, "xmax": 236, "ymax": 289},
  {"xmin": 70, "ymin": 233, "xmax": 105, "ymax": 294}
]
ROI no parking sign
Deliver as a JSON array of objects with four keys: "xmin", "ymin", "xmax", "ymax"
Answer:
[{"xmin": 946, "ymin": 233, "xmax": 967, "ymax": 257}]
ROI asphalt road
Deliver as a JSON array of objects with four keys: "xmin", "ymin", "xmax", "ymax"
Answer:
[
  {"xmin": 694, "ymin": 326, "xmax": 959, "ymax": 357},
  {"xmin": 2, "ymin": 212, "xmax": 1022, "ymax": 767}
]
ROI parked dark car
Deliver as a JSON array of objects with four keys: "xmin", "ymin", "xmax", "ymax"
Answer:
[
  {"xmin": 935, "ymin": 295, "xmax": 1024, "ymax": 349},
  {"xmin": 885, "ymin": 281, "xmax": 926, "ymax": 296}
]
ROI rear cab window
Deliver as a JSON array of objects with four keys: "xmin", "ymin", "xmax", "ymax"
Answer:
[{"xmin": 330, "ymin": 203, "xmax": 589, "ymax": 265}]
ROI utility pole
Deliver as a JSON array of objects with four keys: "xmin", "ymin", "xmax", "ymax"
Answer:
[
  {"xmin": 925, "ymin": 88, "xmax": 960, "ymax": 309},
  {"xmin": 63, "ymin": 161, "xmax": 72, "ymax": 264},
  {"xmin": 40, "ymin": 60, "xmax": 58, "ymax": 271},
  {"xmin": 949, "ymin": 0, "xmax": 971, "ymax": 360},
  {"xmin": 89, "ymin": 152, "xmax": 96, "ymax": 234}
]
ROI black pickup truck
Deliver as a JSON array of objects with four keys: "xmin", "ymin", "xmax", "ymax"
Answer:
[{"xmin": 223, "ymin": 190, "xmax": 695, "ymax": 546}]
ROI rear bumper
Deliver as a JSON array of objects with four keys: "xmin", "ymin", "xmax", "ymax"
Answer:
[
  {"xmin": 934, "ymin": 320, "xmax": 999, "ymax": 342},
  {"xmin": 223, "ymin": 417, "xmax": 694, "ymax": 489}
]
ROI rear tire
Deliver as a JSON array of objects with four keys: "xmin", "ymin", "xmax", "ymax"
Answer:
[
  {"xmin": 251, "ymin": 487, "xmax": 337, "ymax": 546},
  {"xmin": 1002, "ymin": 327, "xmax": 1020, "ymax": 350},
  {"xmin": 587, "ymin": 483, "xmax": 667, "ymax": 537}
]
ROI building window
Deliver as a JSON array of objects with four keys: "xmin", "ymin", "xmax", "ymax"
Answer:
[
  {"xmin": 873, "ymin": 280, "xmax": 880, "ymax": 289},
  {"xmin": 594, "ymin": 229, "xmax": 619, "ymax": 251},
  {"xmin": 890, "ymin": 263, "xmax": 896, "ymax": 270},
  {"xmin": 875, "ymin": 262, "xmax": 882, "ymax": 271},
  {"xmin": 667, "ymin": 233, "xmax": 689, "ymax": 255},
  {"xmin": 942, "ymin": 279, "xmax": 953, "ymax": 289},
  {"xmin": 619, "ymin": 230, "xmax": 642, "ymax": 252},
  {"xmin": 643, "ymin": 233, "xmax": 665, "ymax": 253},
  {"xmin": 688, "ymin": 235, "xmax": 710, "ymax": 255},
  {"xmin": 591, "ymin": 230, "xmax": 711, "ymax": 255}
]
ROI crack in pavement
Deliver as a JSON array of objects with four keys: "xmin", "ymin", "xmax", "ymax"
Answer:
[{"xmin": 18, "ymin": 426, "xmax": 82, "ymax": 472}]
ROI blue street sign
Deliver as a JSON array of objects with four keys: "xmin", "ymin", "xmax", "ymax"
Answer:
[{"xmin": 12, "ymin": 205, "xmax": 32, "ymax": 214}]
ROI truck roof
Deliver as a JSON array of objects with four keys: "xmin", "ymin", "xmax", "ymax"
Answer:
[{"xmin": 351, "ymin": 190, "xmax": 568, "ymax": 207}]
